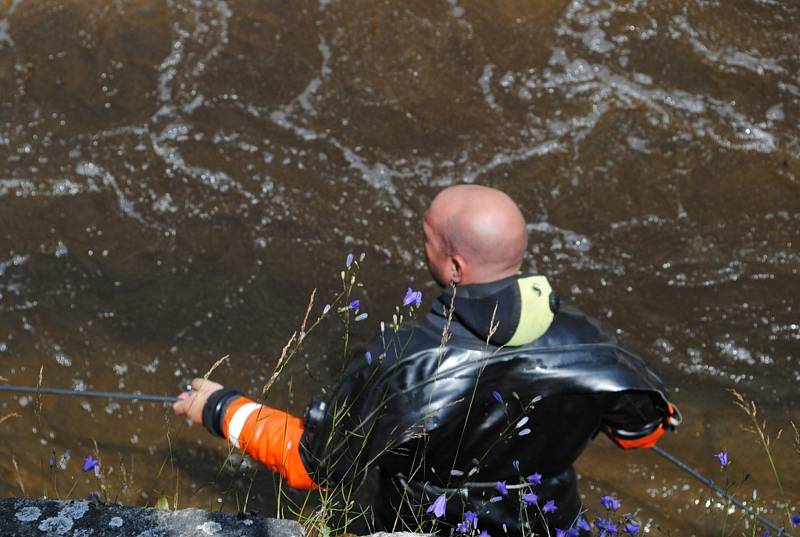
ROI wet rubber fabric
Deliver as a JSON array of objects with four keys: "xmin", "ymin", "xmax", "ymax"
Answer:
[{"xmin": 300, "ymin": 274, "xmax": 677, "ymax": 535}]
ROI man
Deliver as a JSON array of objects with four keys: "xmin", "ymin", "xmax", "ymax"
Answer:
[{"xmin": 174, "ymin": 185, "xmax": 680, "ymax": 535}]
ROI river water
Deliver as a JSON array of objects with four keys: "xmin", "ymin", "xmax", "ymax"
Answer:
[{"xmin": 0, "ymin": 0, "xmax": 798, "ymax": 534}]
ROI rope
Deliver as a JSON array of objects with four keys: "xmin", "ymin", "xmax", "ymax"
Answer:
[
  {"xmin": 652, "ymin": 445, "xmax": 791, "ymax": 536},
  {"xmin": 0, "ymin": 384, "xmax": 178, "ymax": 403}
]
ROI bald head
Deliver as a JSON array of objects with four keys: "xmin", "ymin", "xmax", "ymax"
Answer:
[{"xmin": 423, "ymin": 185, "xmax": 528, "ymax": 286}]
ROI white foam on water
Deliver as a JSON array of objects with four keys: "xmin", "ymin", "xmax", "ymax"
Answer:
[
  {"xmin": 0, "ymin": 0, "xmax": 22, "ymax": 46},
  {"xmin": 468, "ymin": 0, "xmax": 793, "ymax": 161},
  {"xmin": 577, "ymin": 26, "xmax": 615, "ymax": 54},
  {"xmin": 189, "ymin": 0, "xmax": 232, "ymax": 80},
  {"xmin": 0, "ymin": 19, "xmax": 12, "ymax": 47},
  {"xmin": 76, "ymin": 161, "xmax": 148, "ymax": 223},
  {"xmin": 527, "ymin": 221, "xmax": 592, "ymax": 253},
  {"xmin": 145, "ymin": 0, "xmax": 250, "ymax": 212},
  {"xmin": 295, "ymin": 37, "xmax": 332, "ymax": 114},
  {"xmin": 765, "ymin": 104, "xmax": 784, "ymax": 122},
  {"xmin": 445, "ymin": 0, "xmax": 472, "ymax": 30},
  {"xmin": 518, "ymin": 42, "xmax": 780, "ymax": 154},
  {"xmin": 150, "ymin": 127, "xmax": 256, "ymax": 204},
  {"xmin": 329, "ymin": 140, "xmax": 403, "ymax": 194},
  {"xmin": 0, "ymin": 179, "xmax": 36, "ymax": 198},
  {"xmin": 670, "ymin": 15, "xmax": 786, "ymax": 76},
  {"xmin": 626, "ymin": 134, "xmax": 652, "ymax": 154},
  {"xmin": 155, "ymin": 36, "xmax": 185, "ymax": 118},
  {"xmin": 478, "ymin": 64, "xmax": 501, "ymax": 113},
  {"xmin": 255, "ymin": 38, "xmax": 418, "ymax": 197},
  {"xmin": 155, "ymin": 0, "xmax": 232, "ymax": 116},
  {"xmin": 455, "ymin": 139, "xmax": 564, "ymax": 184}
]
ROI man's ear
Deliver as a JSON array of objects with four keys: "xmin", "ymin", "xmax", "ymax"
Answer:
[{"xmin": 449, "ymin": 254, "xmax": 467, "ymax": 284}]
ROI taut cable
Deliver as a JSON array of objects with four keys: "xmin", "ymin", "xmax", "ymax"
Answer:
[
  {"xmin": 652, "ymin": 445, "xmax": 791, "ymax": 536},
  {"xmin": 0, "ymin": 383, "xmax": 178, "ymax": 403}
]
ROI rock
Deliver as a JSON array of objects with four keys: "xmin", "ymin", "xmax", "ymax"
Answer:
[{"xmin": 0, "ymin": 498, "xmax": 304, "ymax": 537}]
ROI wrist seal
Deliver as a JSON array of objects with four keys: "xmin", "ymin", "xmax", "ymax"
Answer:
[{"xmin": 202, "ymin": 388, "xmax": 243, "ymax": 438}]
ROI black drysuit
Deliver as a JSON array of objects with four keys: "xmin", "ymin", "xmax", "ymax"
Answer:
[{"xmin": 300, "ymin": 274, "xmax": 677, "ymax": 535}]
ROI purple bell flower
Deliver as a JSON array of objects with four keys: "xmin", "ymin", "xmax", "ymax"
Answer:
[
  {"xmin": 403, "ymin": 288, "xmax": 423, "ymax": 307},
  {"xmin": 623, "ymin": 521, "xmax": 640, "ymax": 534},
  {"xmin": 464, "ymin": 511, "xmax": 478, "ymax": 527},
  {"xmin": 82, "ymin": 455, "xmax": 100, "ymax": 474},
  {"xmin": 527, "ymin": 472, "xmax": 542, "ymax": 485},
  {"xmin": 426, "ymin": 494, "xmax": 447, "ymax": 518},
  {"xmin": 495, "ymin": 481, "xmax": 508, "ymax": 496},
  {"xmin": 600, "ymin": 495, "xmax": 621, "ymax": 512}
]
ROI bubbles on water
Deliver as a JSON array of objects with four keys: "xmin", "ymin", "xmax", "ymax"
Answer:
[
  {"xmin": 579, "ymin": 27, "xmax": 615, "ymax": 54},
  {"xmin": 54, "ymin": 241, "xmax": 68, "ymax": 258},
  {"xmin": 499, "ymin": 71, "xmax": 515, "ymax": 89},
  {"xmin": 625, "ymin": 135, "xmax": 651, "ymax": 154},
  {"xmin": 142, "ymin": 357, "xmax": 160, "ymax": 374},
  {"xmin": 54, "ymin": 353, "xmax": 73, "ymax": 367},
  {"xmin": 653, "ymin": 338, "xmax": 675, "ymax": 364},
  {"xmin": 632, "ymin": 72, "xmax": 653, "ymax": 86},
  {"xmin": 716, "ymin": 338, "xmax": 755, "ymax": 366}
]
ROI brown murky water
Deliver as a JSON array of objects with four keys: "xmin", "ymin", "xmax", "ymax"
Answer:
[{"xmin": 1, "ymin": 0, "xmax": 798, "ymax": 534}]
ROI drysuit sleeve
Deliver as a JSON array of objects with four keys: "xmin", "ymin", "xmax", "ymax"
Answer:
[
  {"xmin": 202, "ymin": 389, "xmax": 318, "ymax": 490},
  {"xmin": 602, "ymin": 391, "xmax": 681, "ymax": 449}
]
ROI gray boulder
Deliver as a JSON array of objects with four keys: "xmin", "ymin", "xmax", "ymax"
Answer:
[{"xmin": 0, "ymin": 497, "xmax": 305, "ymax": 537}]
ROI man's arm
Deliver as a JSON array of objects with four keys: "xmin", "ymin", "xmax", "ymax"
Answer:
[
  {"xmin": 602, "ymin": 390, "xmax": 681, "ymax": 449},
  {"xmin": 173, "ymin": 378, "xmax": 317, "ymax": 490}
]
